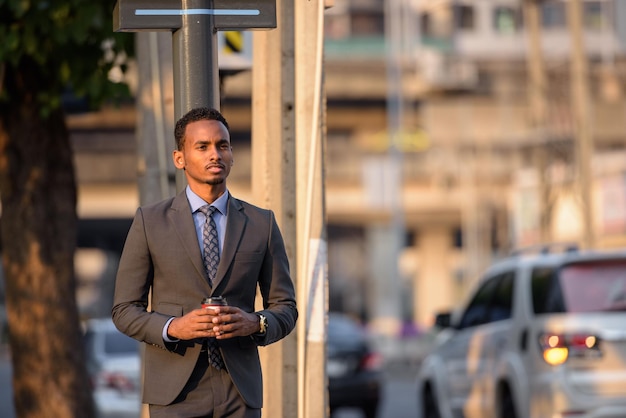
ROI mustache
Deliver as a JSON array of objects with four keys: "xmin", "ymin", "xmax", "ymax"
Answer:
[{"xmin": 206, "ymin": 163, "xmax": 226, "ymax": 169}]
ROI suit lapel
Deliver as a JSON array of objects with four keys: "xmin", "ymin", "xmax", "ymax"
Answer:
[
  {"xmin": 168, "ymin": 192, "xmax": 208, "ymax": 286},
  {"xmin": 214, "ymin": 197, "xmax": 246, "ymax": 291}
]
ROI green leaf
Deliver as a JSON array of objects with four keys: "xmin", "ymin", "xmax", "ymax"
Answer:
[{"xmin": 0, "ymin": 0, "xmax": 135, "ymax": 109}]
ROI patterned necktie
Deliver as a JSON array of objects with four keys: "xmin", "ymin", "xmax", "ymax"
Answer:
[
  {"xmin": 199, "ymin": 205, "xmax": 220, "ymax": 286},
  {"xmin": 198, "ymin": 205, "xmax": 225, "ymax": 370}
]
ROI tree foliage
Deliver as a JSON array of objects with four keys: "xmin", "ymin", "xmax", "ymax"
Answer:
[
  {"xmin": 0, "ymin": 0, "xmax": 133, "ymax": 113},
  {"xmin": 0, "ymin": 1, "xmax": 133, "ymax": 417}
]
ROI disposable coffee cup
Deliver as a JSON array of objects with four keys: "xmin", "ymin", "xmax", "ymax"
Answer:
[{"xmin": 202, "ymin": 296, "xmax": 227, "ymax": 310}]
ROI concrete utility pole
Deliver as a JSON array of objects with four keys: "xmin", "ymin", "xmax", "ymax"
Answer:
[
  {"xmin": 567, "ymin": 0, "xmax": 595, "ymax": 248},
  {"xmin": 523, "ymin": 0, "xmax": 552, "ymax": 243},
  {"xmin": 294, "ymin": 2, "xmax": 327, "ymax": 418},
  {"xmin": 136, "ymin": 32, "xmax": 177, "ymax": 204},
  {"xmin": 250, "ymin": 0, "xmax": 298, "ymax": 416},
  {"xmin": 252, "ymin": 0, "xmax": 328, "ymax": 415}
]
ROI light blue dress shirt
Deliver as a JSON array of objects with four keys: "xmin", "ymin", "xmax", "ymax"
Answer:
[
  {"xmin": 163, "ymin": 186, "xmax": 230, "ymax": 342},
  {"xmin": 186, "ymin": 185, "xmax": 229, "ymax": 255}
]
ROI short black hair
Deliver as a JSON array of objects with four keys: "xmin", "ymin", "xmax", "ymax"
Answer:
[{"xmin": 174, "ymin": 107, "xmax": 230, "ymax": 150}]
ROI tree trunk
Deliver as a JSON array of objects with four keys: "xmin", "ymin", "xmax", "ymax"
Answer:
[{"xmin": 0, "ymin": 57, "xmax": 95, "ymax": 417}]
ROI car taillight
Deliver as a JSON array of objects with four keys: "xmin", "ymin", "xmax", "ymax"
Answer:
[
  {"xmin": 538, "ymin": 332, "xmax": 602, "ymax": 366},
  {"xmin": 95, "ymin": 371, "xmax": 136, "ymax": 392},
  {"xmin": 360, "ymin": 352, "xmax": 383, "ymax": 371}
]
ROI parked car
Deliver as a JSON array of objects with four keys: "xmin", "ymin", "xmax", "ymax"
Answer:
[
  {"xmin": 327, "ymin": 312, "xmax": 383, "ymax": 418},
  {"xmin": 417, "ymin": 246, "xmax": 626, "ymax": 418},
  {"xmin": 83, "ymin": 318, "xmax": 141, "ymax": 418}
]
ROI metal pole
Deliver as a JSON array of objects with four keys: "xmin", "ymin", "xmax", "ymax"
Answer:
[
  {"xmin": 567, "ymin": 0, "xmax": 595, "ymax": 248},
  {"xmin": 523, "ymin": 0, "xmax": 551, "ymax": 243},
  {"xmin": 172, "ymin": 0, "xmax": 220, "ymax": 114},
  {"xmin": 368, "ymin": 0, "xmax": 404, "ymax": 335},
  {"xmin": 172, "ymin": 0, "xmax": 220, "ymax": 190},
  {"xmin": 136, "ymin": 32, "xmax": 177, "ymax": 206}
]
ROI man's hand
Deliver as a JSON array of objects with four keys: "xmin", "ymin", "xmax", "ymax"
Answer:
[
  {"xmin": 212, "ymin": 306, "xmax": 261, "ymax": 339},
  {"xmin": 166, "ymin": 306, "xmax": 260, "ymax": 340}
]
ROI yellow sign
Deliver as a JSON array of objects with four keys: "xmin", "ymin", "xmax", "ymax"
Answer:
[
  {"xmin": 363, "ymin": 128, "xmax": 430, "ymax": 152},
  {"xmin": 223, "ymin": 31, "xmax": 244, "ymax": 54},
  {"xmin": 218, "ymin": 31, "xmax": 252, "ymax": 71}
]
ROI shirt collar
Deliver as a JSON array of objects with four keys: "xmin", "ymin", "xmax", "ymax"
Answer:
[{"xmin": 186, "ymin": 186, "xmax": 229, "ymax": 216}]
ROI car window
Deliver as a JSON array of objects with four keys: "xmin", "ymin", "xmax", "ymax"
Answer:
[
  {"xmin": 560, "ymin": 260, "xmax": 626, "ymax": 312},
  {"xmin": 531, "ymin": 267, "xmax": 563, "ymax": 314},
  {"xmin": 458, "ymin": 272, "xmax": 515, "ymax": 329},
  {"xmin": 488, "ymin": 272, "xmax": 514, "ymax": 322},
  {"xmin": 458, "ymin": 278, "xmax": 497, "ymax": 329},
  {"xmin": 532, "ymin": 260, "xmax": 626, "ymax": 313},
  {"xmin": 458, "ymin": 277, "xmax": 492, "ymax": 328}
]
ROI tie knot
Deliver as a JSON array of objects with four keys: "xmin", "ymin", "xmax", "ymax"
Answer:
[{"xmin": 198, "ymin": 205, "xmax": 218, "ymax": 217}]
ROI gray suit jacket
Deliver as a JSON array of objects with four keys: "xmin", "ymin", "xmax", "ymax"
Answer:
[{"xmin": 111, "ymin": 192, "xmax": 298, "ymax": 408}]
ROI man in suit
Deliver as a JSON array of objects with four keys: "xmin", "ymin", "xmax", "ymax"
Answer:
[{"xmin": 112, "ymin": 107, "xmax": 298, "ymax": 418}]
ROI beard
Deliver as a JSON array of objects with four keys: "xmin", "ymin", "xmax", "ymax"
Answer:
[{"xmin": 206, "ymin": 177, "xmax": 225, "ymax": 186}]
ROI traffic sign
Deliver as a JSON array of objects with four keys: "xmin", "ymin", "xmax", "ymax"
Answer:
[
  {"xmin": 112, "ymin": 0, "xmax": 275, "ymax": 124},
  {"xmin": 114, "ymin": 0, "xmax": 276, "ymax": 32},
  {"xmin": 218, "ymin": 31, "xmax": 253, "ymax": 71}
]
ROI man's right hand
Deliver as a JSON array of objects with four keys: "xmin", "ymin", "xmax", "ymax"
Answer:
[{"xmin": 166, "ymin": 307, "xmax": 225, "ymax": 340}]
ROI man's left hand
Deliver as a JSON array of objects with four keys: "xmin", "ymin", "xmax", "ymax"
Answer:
[{"xmin": 211, "ymin": 306, "xmax": 261, "ymax": 339}]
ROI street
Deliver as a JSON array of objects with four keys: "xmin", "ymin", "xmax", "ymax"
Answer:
[
  {"xmin": 379, "ymin": 371, "xmax": 419, "ymax": 418},
  {"xmin": 333, "ymin": 358, "xmax": 420, "ymax": 418},
  {"xmin": 0, "ymin": 348, "xmax": 420, "ymax": 418}
]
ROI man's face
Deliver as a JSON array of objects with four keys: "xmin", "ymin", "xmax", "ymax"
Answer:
[{"xmin": 173, "ymin": 119, "xmax": 233, "ymax": 189}]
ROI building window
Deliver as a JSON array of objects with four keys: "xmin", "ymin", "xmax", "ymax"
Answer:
[
  {"xmin": 420, "ymin": 10, "xmax": 455, "ymax": 46},
  {"xmin": 584, "ymin": 1, "xmax": 605, "ymax": 30},
  {"xmin": 453, "ymin": 227, "xmax": 463, "ymax": 249},
  {"xmin": 493, "ymin": 6, "xmax": 522, "ymax": 34},
  {"xmin": 540, "ymin": 0, "xmax": 606, "ymax": 31},
  {"xmin": 454, "ymin": 5, "xmax": 475, "ymax": 31},
  {"xmin": 352, "ymin": 11, "xmax": 384, "ymax": 36},
  {"xmin": 325, "ymin": 13, "xmax": 351, "ymax": 40},
  {"xmin": 541, "ymin": 2, "xmax": 566, "ymax": 29},
  {"xmin": 323, "ymin": 4, "xmax": 384, "ymax": 39},
  {"xmin": 420, "ymin": 12, "xmax": 433, "ymax": 38}
]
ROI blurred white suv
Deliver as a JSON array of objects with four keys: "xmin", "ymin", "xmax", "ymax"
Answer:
[{"xmin": 417, "ymin": 246, "xmax": 626, "ymax": 418}]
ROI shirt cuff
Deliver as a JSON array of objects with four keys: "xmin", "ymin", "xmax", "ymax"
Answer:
[{"xmin": 162, "ymin": 317, "xmax": 179, "ymax": 342}]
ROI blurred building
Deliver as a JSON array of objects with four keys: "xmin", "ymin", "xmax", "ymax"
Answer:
[{"xmin": 69, "ymin": 0, "xmax": 626, "ymax": 332}]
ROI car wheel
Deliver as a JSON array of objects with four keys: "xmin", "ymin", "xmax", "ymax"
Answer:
[
  {"xmin": 498, "ymin": 383, "xmax": 517, "ymax": 418},
  {"xmin": 362, "ymin": 401, "xmax": 379, "ymax": 418},
  {"xmin": 422, "ymin": 384, "xmax": 441, "ymax": 418}
]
